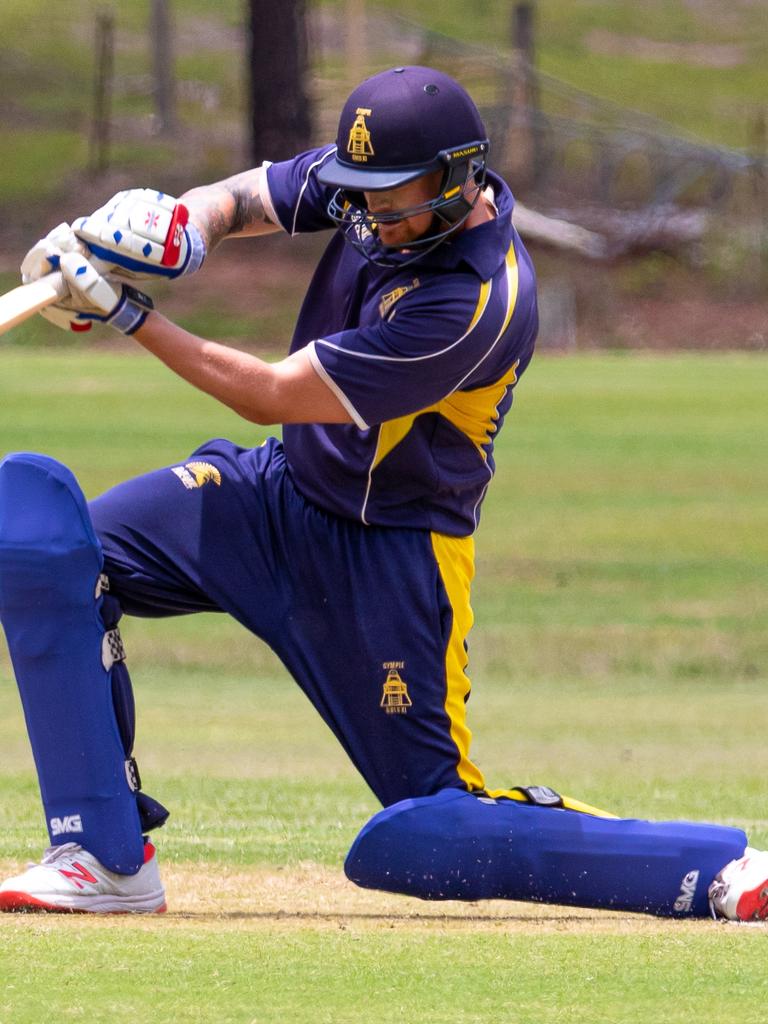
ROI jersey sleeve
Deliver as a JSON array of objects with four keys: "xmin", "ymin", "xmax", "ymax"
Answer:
[
  {"xmin": 264, "ymin": 146, "xmax": 338, "ymax": 235},
  {"xmin": 307, "ymin": 273, "xmax": 529, "ymax": 429}
]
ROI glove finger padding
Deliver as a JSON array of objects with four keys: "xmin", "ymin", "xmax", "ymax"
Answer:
[
  {"xmin": 21, "ymin": 223, "xmax": 89, "ymax": 284},
  {"xmin": 49, "ymin": 253, "xmax": 154, "ymax": 336},
  {"xmin": 59, "ymin": 252, "xmax": 122, "ymax": 316},
  {"xmin": 73, "ymin": 188, "xmax": 206, "ymax": 279},
  {"xmin": 36, "ymin": 252, "xmax": 122, "ymax": 334}
]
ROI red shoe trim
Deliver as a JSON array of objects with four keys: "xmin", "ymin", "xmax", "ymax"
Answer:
[
  {"xmin": 0, "ymin": 891, "xmax": 167, "ymax": 914},
  {"xmin": 0, "ymin": 891, "xmax": 81, "ymax": 913},
  {"xmin": 736, "ymin": 884, "xmax": 768, "ymax": 921}
]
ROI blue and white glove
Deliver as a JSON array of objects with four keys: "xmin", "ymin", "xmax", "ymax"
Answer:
[
  {"xmin": 46, "ymin": 252, "xmax": 155, "ymax": 335},
  {"xmin": 21, "ymin": 222, "xmax": 89, "ymax": 284},
  {"xmin": 72, "ymin": 188, "xmax": 206, "ymax": 279}
]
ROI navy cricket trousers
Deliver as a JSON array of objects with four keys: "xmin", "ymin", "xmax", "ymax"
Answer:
[{"xmin": 90, "ymin": 436, "xmax": 484, "ymax": 806}]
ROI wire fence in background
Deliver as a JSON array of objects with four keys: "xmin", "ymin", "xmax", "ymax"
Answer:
[{"xmin": 310, "ymin": 7, "xmax": 766, "ymax": 227}]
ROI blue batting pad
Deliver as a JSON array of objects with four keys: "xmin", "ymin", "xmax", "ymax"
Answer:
[
  {"xmin": 345, "ymin": 788, "xmax": 748, "ymax": 917},
  {"xmin": 0, "ymin": 453, "xmax": 145, "ymax": 874}
]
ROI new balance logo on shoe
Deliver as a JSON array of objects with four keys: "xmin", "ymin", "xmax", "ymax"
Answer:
[
  {"xmin": 673, "ymin": 869, "xmax": 700, "ymax": 912},
  {"xmin": 58, "ymin": 862, "xmax": 99, "ymax": 890},
  {"xmin": 50, "ymin": 815, "xmax": 83, "ymax": 836}
]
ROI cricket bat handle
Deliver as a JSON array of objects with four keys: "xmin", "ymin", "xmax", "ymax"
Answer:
[{"xmin": 0, "ymin": 272, "xmax": 68, "ymax": 336}]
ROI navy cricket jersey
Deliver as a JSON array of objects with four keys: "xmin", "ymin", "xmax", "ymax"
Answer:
[{"xmin": 265, "ymin": 146, "xmax": 538, "ymax": 536}]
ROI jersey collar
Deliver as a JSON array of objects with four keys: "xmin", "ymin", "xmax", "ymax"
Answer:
[{"xmin": 406, "ymin": 170, "xmax": 515, "ymax": 280}]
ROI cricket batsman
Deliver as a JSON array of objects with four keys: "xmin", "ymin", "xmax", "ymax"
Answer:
[{"xmin": 0, "ymin": 67, "xmax": 765, "ymax": 922}]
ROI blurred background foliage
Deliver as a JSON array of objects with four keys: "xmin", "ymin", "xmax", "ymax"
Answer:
[{"xmin": 0, "ymin": 0, "xmax": 765, "ymax": 349}]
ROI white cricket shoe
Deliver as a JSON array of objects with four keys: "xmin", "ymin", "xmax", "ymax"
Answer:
[
  {"xmin": 709, "ymin": 847, "xmax": 768, "ymax": 922},
  {"xmin": 0, "ymin": 841, "xmax": 166, "ymax": 914}
]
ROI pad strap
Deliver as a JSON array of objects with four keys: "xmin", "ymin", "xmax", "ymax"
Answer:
[
  {"xmin": 509, "ymin": 785, "xmax": 564, "ymax": 808},
  {"xmin": 483, "ymin": 785, "xmax": 617, "ymax": 819},
  {"xmin": 102, "ymin": 627, "xmax": 127, "ymax": 670}
]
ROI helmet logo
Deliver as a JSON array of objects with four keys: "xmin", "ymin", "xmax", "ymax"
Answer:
[{"xmin": 347, "ymin": 107, "xmax": 374, "ymax": 162}]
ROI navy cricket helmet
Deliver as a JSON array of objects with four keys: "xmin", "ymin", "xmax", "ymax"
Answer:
[{"xmin": 317, "ymin": 66, "xmax": 490, "ymax": 265}]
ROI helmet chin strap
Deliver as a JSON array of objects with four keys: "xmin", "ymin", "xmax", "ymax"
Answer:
[
  {"xmin": 409, "ymin": 171, "xmax": 485, "ymax": 239},
  {"xmin": 328, "ymin": 168, "xmax": 486, "ymax": 269}
]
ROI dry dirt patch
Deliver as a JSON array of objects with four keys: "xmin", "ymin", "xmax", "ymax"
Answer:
[{"xmin": 0, "ymin": 860, "xmax": 728, "ymax": 935}]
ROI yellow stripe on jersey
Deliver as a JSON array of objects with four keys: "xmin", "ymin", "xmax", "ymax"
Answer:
[
  {"xmin": 430, "ymin": 532, "xmax": 485, "ymax": 792},
  {"xmin": 498, "ymin": 238, "xmax": 520, "ymax": 337},
  {"xmin": 373, "ymin": 357, "xmax": 519, "ymax": 471},
  {"xmin": 467, "ymin": 278, "xmax": 492, "ymax": 334},
  {"xmin": 484, "ymin": 787, "xmax": 618, "ymax": 819},
  {"xmin": 435, "ymin": 242, "xmax": 520, "ymax": 455},
  {"xmin": 371, "ymin": 411, "xmax": 420, "ymax": 471},
  {"xmin": 435, "ymin": 360, "xmax": 519, "ymax": 456},
  {"xmin": 369, "ymin": 277, "xmax": 493, "ymax": 473},
  {"xmin": 370, "ymin": 243, "xmax": 519, "ymax": 472}
]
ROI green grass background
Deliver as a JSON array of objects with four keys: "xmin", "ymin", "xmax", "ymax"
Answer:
[
  {"xmin": 1, "ymin": 2, "xmax": 766, "ymax": 1017},
  {"xmin": 0, "ymin": 348, "xmax": 766, "ymax": 1021},
  {"xmin": 0, "ymin": 0, "xmax": 765, "ymax": 212}
]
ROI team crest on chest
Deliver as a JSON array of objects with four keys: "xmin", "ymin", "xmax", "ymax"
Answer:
[
  {"xmin": 347, "ymin": 107, "xmax": 374, "ymax": 162},
  {"xmin": 170, "ymin": 461, "xmax": 222, "ymax": 490},
  {"xmin": 379, "ymin": 278, "xmax": 420, "ymax": 319},
  {"xmin": 380, "ymin": 662, "xmax": 412, "ymax": 715}
]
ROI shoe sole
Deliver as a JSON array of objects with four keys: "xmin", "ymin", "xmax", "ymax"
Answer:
[{"xmin": 0, "ymin": 890, "xmax": 167, "ymax": 914}]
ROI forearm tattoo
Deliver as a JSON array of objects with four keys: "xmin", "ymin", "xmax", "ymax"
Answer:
[{"xmin": 180, "ymin": 168, "xmax": 273, "ymax": 251}]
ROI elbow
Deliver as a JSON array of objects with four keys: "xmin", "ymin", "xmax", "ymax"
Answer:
[
  {"xmin": 248, "ymin": 412, "xmax": 275, "ymax": 427},
  {"xmin": 231, "ymin": 402, "xmax": 274, "ymax": 426}
]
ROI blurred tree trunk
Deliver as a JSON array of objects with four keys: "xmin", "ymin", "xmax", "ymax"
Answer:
[
  {"xmin": 151, "ymin": 0, "xmax": 176, "ymax": 132},
  {"xmin": 506, "ymin": 2, "xmax": 538, "ymax": 190},
  {"xmin": 89, "ymin": 10, "xmax": 114, "ymax": 174},
  {"xmin": 345, "ymin": 0, "xmax": 365, "ymax": 94},
  {"xmin": 248, "ymin": 0, "xmax": 312, "ymax": 163}
]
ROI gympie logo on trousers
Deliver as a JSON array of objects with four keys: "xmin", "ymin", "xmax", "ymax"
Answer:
[
  {"xmin": 380, "ymin": 662, "xmax": 412, "ymax": 715},
  {"xmin": 170, "ymin": 461, "xmax": 222, "ymax": 490}
]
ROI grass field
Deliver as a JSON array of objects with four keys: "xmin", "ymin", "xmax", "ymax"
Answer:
[{"xmin": 0, "ymin": 349, "xmax": 767, "ymax": 1022}]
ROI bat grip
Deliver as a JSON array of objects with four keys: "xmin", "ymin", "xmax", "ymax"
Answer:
[
  {"xmin": 48, "ymin": 271, "xmax": 69, "ymax": 301},
  {"xmin": 0, "ymin": 271, "xmax": 70, "ymax": 336}
]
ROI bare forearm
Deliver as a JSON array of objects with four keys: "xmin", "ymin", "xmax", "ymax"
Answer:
[
  {"xmin": 132, "ymin": 312, "xmax": 350, "ymax": 426},
  {"xmin": 180, "ymin": 167, "xmax": 279, "ymax": 251},
  {"xmin": 134, "ymin": 312, "xmax": 284, "ymax": 422}
]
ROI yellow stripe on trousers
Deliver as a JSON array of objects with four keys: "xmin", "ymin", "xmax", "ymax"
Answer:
[
  {"xmin": 430, "ymin": 531, "xmax": 485, "ymax": 792},
  {"xmin": 484, "ymin": 788, "xmax": 618, "ymax": 818},
  {"xmin": 430, "ymin": 534, "xmax": 616, "ymax": 818}
]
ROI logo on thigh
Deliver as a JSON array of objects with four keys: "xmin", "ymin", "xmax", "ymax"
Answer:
[
  {"xmin": 170, "ymin": 461, "xmax": 222, "ymax": 490},
  {"xmin": 380, "ymin": 662, "xmax": 412, "ymax": 715}
]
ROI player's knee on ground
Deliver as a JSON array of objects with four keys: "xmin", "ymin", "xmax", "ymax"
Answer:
[
  {"xmin": 0, "ymin": 453, "xmax": 166, "ymax": 874},
  {"xmin": 344, "ymin": 787, "xmax": 747, "ymax": 916}
]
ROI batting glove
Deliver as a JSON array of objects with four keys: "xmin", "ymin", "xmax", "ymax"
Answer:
[
  {"xmin": 48, "ymin": 252, "xmax": 155, "ymax": 335},
  {"xmin": 72, "ymin": 188, "xmax": 206, "ymax": 279},
  {"xmin": 21, "ymin": 222, "xmax": 90, "ymax": 284}
]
